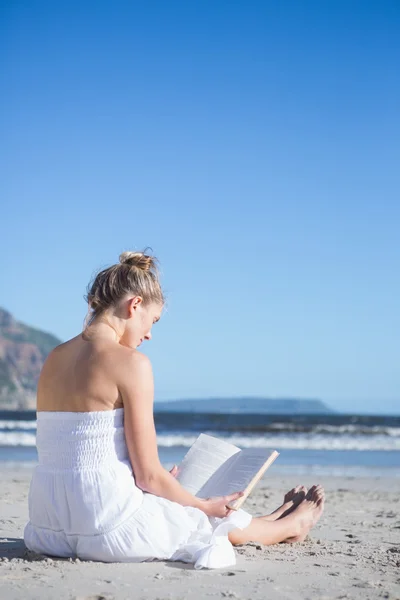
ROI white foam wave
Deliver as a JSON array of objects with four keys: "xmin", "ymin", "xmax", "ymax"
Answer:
[
  {"xmin": 1, "ymin": 420, "xmax": 399, "ymax": 437},
  {"xmin": 155, "ymin": 433, "xmax": 400, "ymax": 452},
  {"xmin": 0, "ymin": 420, "xmax": 37, "ymax": 430},
  {"xmin": 268, "ymin": 423, "xmax": 400, "ymax": 437},
  {"xmin": 1, "ymin": 430, "xmax": 400, "ymax": 451},
  {"xmin": 0, "ymin": 432, "xmax": 37, "ymax": 446}
]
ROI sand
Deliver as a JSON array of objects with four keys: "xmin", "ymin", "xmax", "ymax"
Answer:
[{"xmin": 1, "ymin": 467, "xmax": 399, "ymax": 600}]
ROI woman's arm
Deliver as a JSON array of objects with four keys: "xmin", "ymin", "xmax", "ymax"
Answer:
[{"xmin": 117, "ymin": 350, "xmax": 242, "ymax": 517}]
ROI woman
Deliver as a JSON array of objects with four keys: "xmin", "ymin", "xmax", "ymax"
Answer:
[{"xmin": 24, "ymin": 251, "xmax": 325, "ymax": 569}]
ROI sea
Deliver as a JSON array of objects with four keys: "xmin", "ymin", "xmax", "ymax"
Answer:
[{"xmin": 0, "ymin": 409, "xmax": 399, "ymax": 477}]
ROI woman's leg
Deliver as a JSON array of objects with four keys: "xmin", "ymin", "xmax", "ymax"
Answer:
[{"xmin": 228, "ymin": 485, "xmax": 325, "ymax": 546}]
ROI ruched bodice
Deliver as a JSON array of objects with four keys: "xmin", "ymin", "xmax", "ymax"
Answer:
[
  {"xmin": 35, "ymin": 408, "xmax": 129, "ymax": 470},
  {"xmin": 24, "ymin": 407, "xmax": 252, "ymax": 569}
]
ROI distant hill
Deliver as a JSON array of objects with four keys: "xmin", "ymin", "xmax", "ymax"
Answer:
[
  {"xmin": 0, "ymin": 308, "xmax": 62, "ymax": 409},
  {"xmin": 154, "ymin": 397, "xmax": 334, "ymax": 414}
]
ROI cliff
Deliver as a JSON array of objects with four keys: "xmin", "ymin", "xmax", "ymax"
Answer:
[{"xmin": 0, "ymin": 308, "xmax": 62, "ymax": 409}]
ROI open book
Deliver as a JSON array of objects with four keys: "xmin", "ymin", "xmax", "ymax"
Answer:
[{"xmin": 176, "ymin": 433, "xmax": 279, "ymax": 511}]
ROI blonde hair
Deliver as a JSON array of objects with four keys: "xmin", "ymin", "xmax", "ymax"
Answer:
[{"xmin": 84, "ymin": 250, "xmax": 164, "ymax": 326}]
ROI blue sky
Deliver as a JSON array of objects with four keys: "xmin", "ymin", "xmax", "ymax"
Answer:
[{"xmin": 1, "ymin": 1, "xmax": 399, "ymax": 414}]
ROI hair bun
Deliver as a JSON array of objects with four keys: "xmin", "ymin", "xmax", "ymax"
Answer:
[{"xmin": 119, "ymin": 251, "xmax": 156, "ymax": 272}]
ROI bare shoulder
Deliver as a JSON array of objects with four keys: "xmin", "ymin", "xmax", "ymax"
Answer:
[
  {"xmin": 40, "ymin": 337, "xmax": 74, "ymax": 371},
  {"xmin": 44, "ymin": 335, "xmax": 85, "ymax": 363},
  {"xmin": 113, "ymin": 346, "xmax": 153, "ymax": 380},
  {"xmin": 37, "ymin": 335, "xmax": 87, "ymax": 389},
  {"xmin": 52, "ymin": 334, "xmax": 83, "ymax": 353},
  {"xmin": 114, "ymin": 347, "xmax": 154, "ymax": 409}
]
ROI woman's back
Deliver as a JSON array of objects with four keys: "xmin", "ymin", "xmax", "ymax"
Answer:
[
  {"xmin": 37, "ymin": 335, "xmax": 127, "ymax": 413},
  {"xmin": 27, "ymin": 333, "xmax": 146, "ymax": 557}
]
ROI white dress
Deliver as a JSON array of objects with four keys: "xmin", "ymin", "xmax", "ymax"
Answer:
[{"xmin": 23, "ymin": 408, "xmax": 252, "ymax": 569}]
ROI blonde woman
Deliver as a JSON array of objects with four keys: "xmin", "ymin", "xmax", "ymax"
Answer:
[{"xmin": 24, "ymin": 251, "xmax": 325, "ymax": 569}]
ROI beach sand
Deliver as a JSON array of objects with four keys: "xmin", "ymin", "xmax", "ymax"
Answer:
[{"xmin": 1, "ymin": 467, "xmax": 399, "ymax": 600}]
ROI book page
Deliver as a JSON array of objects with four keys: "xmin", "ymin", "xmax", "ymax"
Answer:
[
  {"xmin": 228, "ymin": 450, "xmax": 280, "ymax": 510},
  {"xmin": 198, "ymin": 448, "xmax": 276, "ymax": 498},
  {"xmin": 176, "ymin": 433, "xmax": 241, "ymax": 495}
]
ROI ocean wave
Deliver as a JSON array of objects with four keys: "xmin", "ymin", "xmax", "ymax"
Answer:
[
  {"xmin": 156, "ymin": 433, "xmax": 400, "ymax": 451},
  {"xmin": 0, "ymin": 420, "xmax": 37, "ymax": 430},
  {"xmin": 1, "ymin": 420, "xmax": 400, "ymax": 437},
  {"xmin": 0, "ymin": 432, "xmax": 37, "ymax": 446},
  {"xmin": 1, "ymin": 430, "xmax": 399, "ymax": 451},
  {"xmin": 266, "ymin": 423, "xmax": 400, "ymax": 436}
]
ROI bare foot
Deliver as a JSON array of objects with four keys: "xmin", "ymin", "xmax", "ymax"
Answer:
[
  {"xmin": 282, "ymin": 484, "xmax": 325, "ymax": 543},
  {"xmin": 262, "ymin": 485, "xmax": 308, "ymax": 521},
  {"xmin": 278, "ymin": 485, "xmax": 308, "ymax": 519},
  {"xmin": 284, "ymin": 485, "xmax": 307, "ymax": 505}
]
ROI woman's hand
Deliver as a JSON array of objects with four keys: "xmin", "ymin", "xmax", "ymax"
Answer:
[
  {"xmin": 200, "ymin": 491, "xmax": 245, "ymax": 518},
  {"xmin": 167, "ymin": 464, "xmax": 244, "ymax": 517}
]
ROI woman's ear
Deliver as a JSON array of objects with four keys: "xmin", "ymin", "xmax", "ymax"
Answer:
[{"xmin": 127, "ymin": 296, "xmax": 143, "ymax": 317}]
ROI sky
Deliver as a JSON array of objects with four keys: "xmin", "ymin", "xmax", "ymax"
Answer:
[{"xmin": 1, "ymin": 1, "xmax": 399, "ymax": 414}]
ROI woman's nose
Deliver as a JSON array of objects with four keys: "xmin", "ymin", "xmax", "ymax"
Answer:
[{"xmin": 144, "ymin": 332, "xmax": 152, "ymax": 341}]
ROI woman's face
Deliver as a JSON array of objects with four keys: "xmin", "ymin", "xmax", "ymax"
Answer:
[{"xmin": 122, "ymin": 298, "xmax": 162, "ymax": 349}]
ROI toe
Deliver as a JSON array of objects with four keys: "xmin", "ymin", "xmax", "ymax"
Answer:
[
  {"xmin": 298, "ymin": 485, "xmax": 307, "ymax": 497},
  {"xmin": 312, "ymin": 487, "xmax": 322, "ymax": 502},
  {"xmin": 284, "ymin": 487, "xmax": 298, "ymax": 502},
  {"xmin": 306, "ymin": 485, "xmax": 317, "ymax": 500}
]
